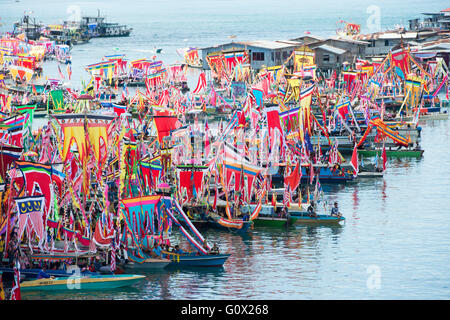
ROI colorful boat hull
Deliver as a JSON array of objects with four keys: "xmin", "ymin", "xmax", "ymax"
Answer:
[
  {"xmin": 252, "ymin": 216, "xmax": 292, "ymax": 228},
  {"xmin": 290, "ymin": 212, "xmax": 345, "ymax": 225},
  {"xmin": 162, "ymin": 252, "xmax": 231, "ymax": 267},
  {"xmin": 357, "ymin": 149, "xmax": 424, "ymax": 158},
  {"xmin": 20, "ymin": 274, "xmax": 146, "ymax": 291},
  {"xmin": 123, "ymin": 258, "xmax": 171, "ymax": 270},
  {"xmin": 0, "ymin": 267, "xmax": 101, "ymax": 280}
]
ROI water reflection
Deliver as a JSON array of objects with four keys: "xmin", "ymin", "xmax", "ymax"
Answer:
[{"xmin": 353, "ymin": 186, "xmax": 359, "ymax": 217}]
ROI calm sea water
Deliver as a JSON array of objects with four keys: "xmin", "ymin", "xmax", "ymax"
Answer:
[{"xmin": 2, "ymin": 0, "xmax": 450, "ymax": 300}]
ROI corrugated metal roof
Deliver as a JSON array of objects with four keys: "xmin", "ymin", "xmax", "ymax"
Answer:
[
  {"xmin": 328, "ymin": 36, "xmax": 369, "ymax": 44},
  {"xmin": 315, "ymin": 44, "xmax": 347, "ymax": 55},
  {"xmin": 379, "ymin": 32, "xmax": 417, "ymax": 39},
  {"xmin": 200, "ymin": 40, "xmax": 302, "ymax": 51},
  {"xmin": 236, "ymin": 40, "xmax": 301, "ymax": 50}
]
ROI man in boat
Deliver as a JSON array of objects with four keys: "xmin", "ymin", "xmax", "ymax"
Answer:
[
  {"xmin": 331, "ymin": 202, "xmax": 341, "ymax": 217},
  {"xmin": 173, "ymin": 245, "xmax": 186, "ymax": 255},
  {"xmin": 414, "ymin": 142, "xmax": 421, "ymax": 151},
  {"xmin": 279, "ymin": 206, "xmax": 287, "ymax": 218},
  {"xmin": 151, "ymin": 242, "xmax": 163, "ymax": 259},
  {"xmin": 307, "ymin": 201, "xmax": 317, "ymax": 217},
  {"xmin": 210, "ymin": 243, "xmax": 220, "ymax": 255}
]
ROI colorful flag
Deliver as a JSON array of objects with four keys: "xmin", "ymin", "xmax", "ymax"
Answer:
[
  {"xmin": 10, "ymin": 266, "xmax": 21, "ymax": 300},
  {"xmin": 58, "ymin": 65, "xmax": 65, "ymax": 80},
  {"xmin": 351, "ymin": 145, "xmax": 359, "ymax": 176},
  {"xmin": 192, "ymin": 72, "xmax": 207, "ymax": 94},
  {"xmin": 15, "ymin": 195, "xmax": 46, "ymax": 247},
  {"xmin": 110, "ymin": 238, "xmax": 116, "ymax": 272},
  {"xmin": 67, "ymin": 64, "xmax": 72, "ymax": 80}
]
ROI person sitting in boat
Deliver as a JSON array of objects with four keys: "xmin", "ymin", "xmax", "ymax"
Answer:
[
  {"xmin": 92, "ymin": 256, "xmax": 103, "ymax": 272},
  {"xmin": 307, "ymin": 201, "xmax": 317, "ymax": 217},
  {"xmin": 331, "ymin": 202, "xmax": 341, "ymax": 217},
  {"xmin": 173, "ymin": 245, "xmax": 185, "ymax": 255},
  {"xmin": 151, "ymin": 243, "xmax": 163, "ymax": 259},
  {"xmin": 414, "ymin": 142, "xmax": 421, "ymax": 151},
  {"xmin": 279, "ymin": 207, "xmax": 287, "ymax": 218},
  {"xmin": 37, "ymin": 269, "xmax": 51, "ymax": 279},
  {"xmin": 210, "ymin": 243, "xmax": 220, "ymax": 255}
]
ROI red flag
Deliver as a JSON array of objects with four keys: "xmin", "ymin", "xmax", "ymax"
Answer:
[
  {"xmin": 284, "ymin": 162, "xmax": 301, "ymax": 192},
  {"xmin": 382, "ymin": 144, "xmax": 387, "ymax": 171},
  {"xmin": 351, "ymin": 145, "xmax": 359, "ymax": 176},
  {"xmin": 212, "ymin": 187, "xmax": 217, "ymax": 211}
]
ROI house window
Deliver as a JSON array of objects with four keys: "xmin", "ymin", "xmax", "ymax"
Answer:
[
  {"xmin": 271, "ymin": 52, "xmax": 274, "ymax": 61},
  {"xmin": 252, "ymin": 52, "xmax": 265, "ymax": 61},
  {"xmin": 323, "ymin": 54, "xmax": 330, "ymax": 62},
  {"xmin": 385, "ymin": 40, "xmax": 390, "ymax": 46},
  {"xmin": 368, "ymin": 40, "xmax": 375, "ymax": 47},
  {"xmin": 282, "ymin": 51, "xmax": 288, "ymax": 60},
  {"xmin": 275, "ymin": 52, "xmax": 281, "ymax": 60}
]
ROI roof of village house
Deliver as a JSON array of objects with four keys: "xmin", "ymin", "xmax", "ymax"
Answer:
[
  {"xmin": 314, "ymin": 44, "xmax": 347, "ymax": 55},
  {"xmin": 356, "ymin": 30, "xmax": 419, "ymax": 41},
  {"xmin": 201, "ymin": 40, "xmax": 302, "ymax": 51},
  {"xmin": 290, "ymin": 34, "xmax": 325, "ymax": 42},
  {"xmin": 326, "ymin": 35, "xmax": 369, "ymax": 45}
]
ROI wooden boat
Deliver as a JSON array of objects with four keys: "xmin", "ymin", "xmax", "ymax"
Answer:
[
  {"xmin": 400, "ymin": 112, "xmax": 449, "ymax": 121},
  {"xmin": 290, "ymin": 211, "xmax": 345, "ymax": 225},
  {"xmin": 186, "ymin": 62, "xmax": 203, "ymax": 69},
  {"xmin": 241, "ymin": 204, "xmax": 291, "ymax": 227},
  {"xmin": 357, "ymin": 171, "xmax": 383, "ymax": 178},
  {"xmin": 358, "ymin": 163, "xmax": 384, "ymax": 178},
  {"xmin": 357, "ymin": 148, "xmax": 424, "ymax": 158},
  {"xmin": 288, "ymin": 204, "xmax": 345, "ymax": 225},
  {"xmin": 162, "ymin": 251, "xmax": 231, "ymax": 267},
  {"xmin": 208, "ymin": 217, "xmax": 253, "ymax": 234},
  {"xmin": 271, "ymin": 163, "xmax": 355, "ymax": 184},
  {"xmin": 253, "ymin": 216, "xmax": 292, "ymax": 228},
  {"xmin": 0, "ymin": 267, "xmax": 101, "ymax": 280},
  {"xmin": 20, "ymin": 274, "xmax": 146, "ymax": 291},
  {"xmin": 122, "ymin": 258, "xmax": 171, "ymax": 270}
]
